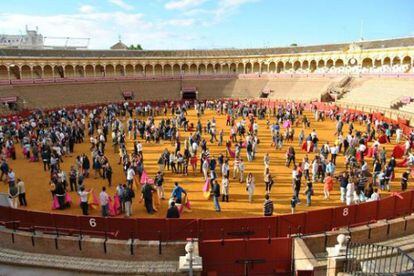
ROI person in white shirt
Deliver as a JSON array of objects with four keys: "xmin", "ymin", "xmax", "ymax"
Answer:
[
  {"xmin": 238, "ymin": 159, "xmax": 245, "ymax": 183},
  {"xmin": 17, "ymin": 179, "xmax": 27, "ymax": 206},
  {"xmin": 221, "ymin": 175, "xmax": 229, "ymax": 202},
  {"xmin": 99, "ymin": 186, "xmax": 110, "ymax": 217},
  {"xmin": 396, "ymin": 128, "xmax": 403, "ymax": 143},
  {"xmin": 368, "ymin": 188, "xmax": 380, "ymax": 201},
  {"xmin": 78, "ymin": 187, "xmax": 92, "ymax": 215},
  {"xmin": 126, "ymin": 166, "xmax": 135, "ymax": 185}
]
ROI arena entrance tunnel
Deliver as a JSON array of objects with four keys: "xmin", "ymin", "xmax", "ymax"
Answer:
[{"xmin": 181, "ymin": 86, "xmax": 198, "ymax": 100}]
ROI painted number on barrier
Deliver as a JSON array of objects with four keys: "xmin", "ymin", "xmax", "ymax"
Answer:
[
  {"xmin": 89, "ymin": 218, "xmax": 97, "ymax": 228},
  {"xmin": 343, "ymin": 208, "xmax": 349, "ymax": 217}
]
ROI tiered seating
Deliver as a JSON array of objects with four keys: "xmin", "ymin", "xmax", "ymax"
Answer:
[
  {"xmin": 338, "ymin": 78, "xmax": 414, "ymax": 108},
  {"xmin": 400, "ymin": 102, "xmax": 414, "ymax": 113},
  {"xmin": 265, "ymin": 78, "xmax": 336, "ymax": 100}
]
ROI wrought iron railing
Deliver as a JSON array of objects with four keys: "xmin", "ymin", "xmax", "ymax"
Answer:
[{"xmin": 344, "ymin": 242, "xmax": 414, "ymax": 275}]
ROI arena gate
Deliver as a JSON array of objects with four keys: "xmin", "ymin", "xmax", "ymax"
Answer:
[{"xmin": 181, "ymin": 86, "xmax": 198, "ymax": 100}]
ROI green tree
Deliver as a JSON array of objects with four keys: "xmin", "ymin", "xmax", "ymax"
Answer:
[{"xmin": 128, "ymin": 44, "xmax": 143, "ymax": 50}]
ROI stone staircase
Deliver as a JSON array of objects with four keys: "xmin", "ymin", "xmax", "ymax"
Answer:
[{"xmin": 0, "ymin": 247, "xmax": 179, "ymax": 275}]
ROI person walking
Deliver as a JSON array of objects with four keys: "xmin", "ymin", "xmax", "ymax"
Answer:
[
  {"xmin": 211, "ymin": 180, "xmax": 221, "ymax": 212},
  {"xmin": 221, "ymin": 175, "xmax": 229, "ymax": 202},
  {"xmin": 78, "ymin": 187, "xmax": 92, "ymax": 215},
  {"xmin": 263, "ymin": 194, "xmax": 274, "ymax": 216},
  {"xmin": 99, "ymin": 186, "xmax": 109, "ymax": 217},
  {"xmin": 166, "ymin": 201, "xmax": 180, "ymax": 218},
  {"xmin": 17, "ymin": 179, "xmax": 27, "ymax": 206},
  {"xmin": 246, "ymin": 173, "xmax": 255, "ymax": 203},
  {"xmin": 140, "ymin": 182, "xmax": 156, "ymax": 214},
  {"xmin": 123, "ymin": 184, "xmax": 135, "ymax": 217}
]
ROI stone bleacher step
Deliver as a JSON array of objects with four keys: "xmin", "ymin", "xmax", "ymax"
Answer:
[{"xmin": 0, "ymin": 247, "xmax": 178, "ymax": 275}]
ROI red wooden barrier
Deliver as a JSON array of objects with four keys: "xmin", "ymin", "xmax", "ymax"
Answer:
[
  {"xmin": 107, "ymin": 217, "xmax": 137, "ymax": 239},
  {"xmin": 304, "ymin": 208, "xmax": 333, "ymax": 234},
  {"xmin": 30, "ymin": 211, "xmax": 54, "ymax": 229},
  {"xmin": 136, "ymin": 218, "xmax": 167, "ymax": 240},
  {"xmin": 394, "ymin": 191, "xmax": 414, "ymax": 217},
  {"xmin": 79, "ymin": 216, "xmax": 108, "ymax": 234},
  {"xmin": 377, "ymin": 196, "xmax": 396, "ymax": 220},
  {"xmin": 53, "ymin": 214, "xmax": 80, "ymax": 232},
  {"xmin": 332, "ymin": 205, "xmax": 357, "ymax": 228},
  {"xmin": 355, "ymin": 201, "xmax": 378, "ymax": 224},
  {"xmin": 0, "ymin": 206, "xmax": 11, "ymax": 224},
  {"xmin": 199, "ymin": 217, "xmax": 277, "ymax": 240},
  {"xmin": 166, "ymin": 219, "xmax": 198, "ymax": 240},
  {"xmin": 8, "ymin": 208, "xmax": 31, "ymax": 228},
  {"xmin": 277, "ymin": 213, "xmax": 306, "ymax": 237}
]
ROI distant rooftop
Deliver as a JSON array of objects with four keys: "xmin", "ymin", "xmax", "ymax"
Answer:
[{"xmin": 1, "ymin": 37, "xmax": 413, "ymax": 58}]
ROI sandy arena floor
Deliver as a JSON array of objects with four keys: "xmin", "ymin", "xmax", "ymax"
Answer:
[{"xmin": 0, "ymin": 109, "xmax": 405, "ymax": 219}]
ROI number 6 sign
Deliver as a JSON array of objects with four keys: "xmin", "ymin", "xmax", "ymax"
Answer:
[{"xmin": 89, "ymin": 218, "xmax": 97, "ymax": 228}]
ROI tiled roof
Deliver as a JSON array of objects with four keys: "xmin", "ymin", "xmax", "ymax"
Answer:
[{"xmin": 1, "ymin": 37, "xmax": 413, "ymax": 58}]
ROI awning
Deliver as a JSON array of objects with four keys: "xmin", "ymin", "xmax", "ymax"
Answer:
[
  {"xmin": 0, "ymin": 96, "xmax": 17, "ymax": 103},
  {"xmin": 182, "ymin": 87, "xmax": 197, "ymax": 93}
]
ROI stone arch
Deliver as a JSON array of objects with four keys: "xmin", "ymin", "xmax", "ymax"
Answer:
[
  {"xmin": 55, "ymin": 65, "xmax": 65, "ymax": 78},
  {"xmin": 236, "ymin": 63, "xmax": 244, "ymax": 74},
  {"xmin": 252, "ymin": 62, "xmax": 260, "ymax": 73},
  {"xmin": 135, "ymin": 64, "xmax": 144, "ymax": 75},
  {"xmin": 334, "ymin": 59, "xmax": 344, "ymax": 67},
  {"xmin": 374, "ymin": 59, "xmax": 382, "ymax": 68},
  {"xmin": 293, "ymin": 61, "xmax": 301, "ymax": 71},
  {"xmin": 285, "ymin": 61, "xmax": 292, "ymax": 71},
  {"xmin": 0, "ymin": 65, "xmax": 8, "ymax": 80},
  {"xmin": 115, "ymin": 64, "xmax": 124, "ymax": 76},
  {"xmin": 301, "ymin": 60, "xmax": 309, "ymax": 70},
  {"xmin": 85, "ymin": 65, "xmax": 94, "ymax": 77},
  {"xmin": 261, "ymin": 63, "xmax": 268, "ymax": 73},
  {"xmin": 8, "ymin": 65, "xmax": 20, "ymax": 79},
  {"xmin": 383, "ymin": 57, "xmax": 391, "ymax": 66},
  {"xmin": 229, "ymin": 63, "xmax": 237, "ymax": 74},
  {"xmin": 43, "ymin": 65, "xmax": 53, "ymax": 78},
  {"xmin": 277, "ymin": 61, "xmax": 284, "ymax": 73},
  {"xmin": 222, "ymin": 64, "xmax": 230, "ymax": 74},
  {"xmin": 326, "ymin": 59, "xmax": 334, "ymax": 68},
  {"xmin": 125, "ymin": 64, "xmax": 134, "ymax": 76},
  {"xmin": 214, "ymin": 63, "xmax": 221, "ymax": 74},
  {"xmin": 206, "ymin": 64, "xmax": 214, "ymax": 74},
  {"xmin": 173, "ymin": 64, "xmax": 181, "ymax": 75},
  {"xmin": 317, "ymin": 60, "xmax": 325, "ymax": 68},
  {"xmin": 189, "ymin": 64, "xmax": 198, "ymax": 75},
  {"xmin": 21, "ymin": 65, "xmax": 32, "ymax": 79},
  {"xmin": 245, "ymin": 62, "xmax": 252, "ymax": 74},
  {"xmin": 144, "ymin": 64, "xmax": 153, "ymax": 76},
  {"xmin": 182, "ymin": 64, "xmax": 189, "ymax": 74},
  {"xmin": 154, "ymin": 64, "xmax": 163, "ymax": 75},
  {"xmin": 403, "ymin": 56, "xmax": 412, "ymax": 65},
  {"xmin": 309, "ymin": 60, "xmax": 317, "ymax": 72},
  {"xmin": 198, "ymin": 64, "xmax": 206, "ymax": 74},
  {"xmin": 392, "ymin": 56, "xmax": 401, "ymax": 65},
  {"xmin": 32, "ymin": 65, "xmax": 42, "ymax": 78},
  {"xmin": 164, "ymin": 64, "xmax": 172, "ymax": 75},
  {"xmin": 269, "ymin": 62, "xmax": 276, "ymax": 73},
  {"xmin": 65, "ymin": 64, "xmax": 75, "ymax": 78},
  {"xmin": 362, "ymin": 58, "xmax": 373, "ymax": 68},
  {"xmin": 95, "ymin": 65, "xmax": 105, "ymax": 77},
  {"xmin": 105, "ymin": 64, "xmax": 115, "ymax": 77}
]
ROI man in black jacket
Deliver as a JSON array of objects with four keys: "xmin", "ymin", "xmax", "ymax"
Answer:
[
  {"xmin": 212, "ymin": 180, "xmax": 221, "ymax": 212},
  {"xmin": 166, "ymin": 201, "xmax": 180, "ymax": 218}
]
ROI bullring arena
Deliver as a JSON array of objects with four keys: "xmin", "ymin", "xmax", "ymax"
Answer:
[{"xmin": 0, "ymin": 37, "xmax": 414, "ymax": 275}]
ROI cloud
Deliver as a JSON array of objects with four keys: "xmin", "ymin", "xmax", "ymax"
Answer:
[
  {"xmin": 108, "ymin": 0, "xmax": 134, "ymax": 11},
  {"xmin": 165, "ymin": 0, "xmax": 207, "ymax": 10},
  {"xmin": 0, "ymin": 11, "xmax": 198, "ymax": 49},
  {"xmin": 79, "ymin": 5, "xmax": 95, "ymax": 14}
]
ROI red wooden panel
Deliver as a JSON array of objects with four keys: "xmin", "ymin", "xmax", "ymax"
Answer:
[
  {"xmin": 166, "ymin": 219, "xmax": 198, "ymax": 240},
  {"xmin": 277, "ymin": 213, "xmax": 306, "ymax": 237},
  {"xmin": 107, "ymin": 217, "xmax": 137, "ymax": 240},
  {"xmin": 304, "ymin": 208, "xmax": 333, "ymax": 234},
  {"xmin": 136, "ymin": 218, "xmax": 167, "ymax": 240},
  {"xmin": 30, "ymin": 211, "xmax": 54, "ymax": 229},
  {"xmin": 395, "ymin": 191, "xmax": 413, "ymax": 217},
  {"xmin": 8, "ymin": 208, "xmax": 31, "ymax": 228},
  {"xmin": 0, "ymin": 206, "xmax": 10, "ymax": 224},
  {"xmin": 200, "ymin": 217, "xmax": 277, "ymax": 240},
  {"xmin": 246, "ymin": 238, "xmax": 292, "ymax": 274},
  {"xmin": 53, "ymin": 214, "xmax": 80, "ymax": 231},
  {"xmin": 377, "ymin": 196, "xmax": 396, "ymax": 220},
  {"xmin": 332, "ymin": 205, "xmax": 357, "ymax": 228},
  {"xmin": 355, "ymin": 201, "xmax": 378, "ymax": 224},
  {"xmin": 78, "ymin": 216, "xmax": 108, "ymax": 235},
  {"xmin": 199, "ymin": 239, "xmax": 247, "ymax": 275}
]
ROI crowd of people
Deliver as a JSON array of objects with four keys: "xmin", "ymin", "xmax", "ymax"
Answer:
[{"xmin": 0, "ymin": 98, "xmax": 413, "ymax": 218}]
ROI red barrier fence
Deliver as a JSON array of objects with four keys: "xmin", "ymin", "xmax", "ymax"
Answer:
[{"xmin": 1, "ymin": 191, "xmax": 413, "ymax": 241}]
